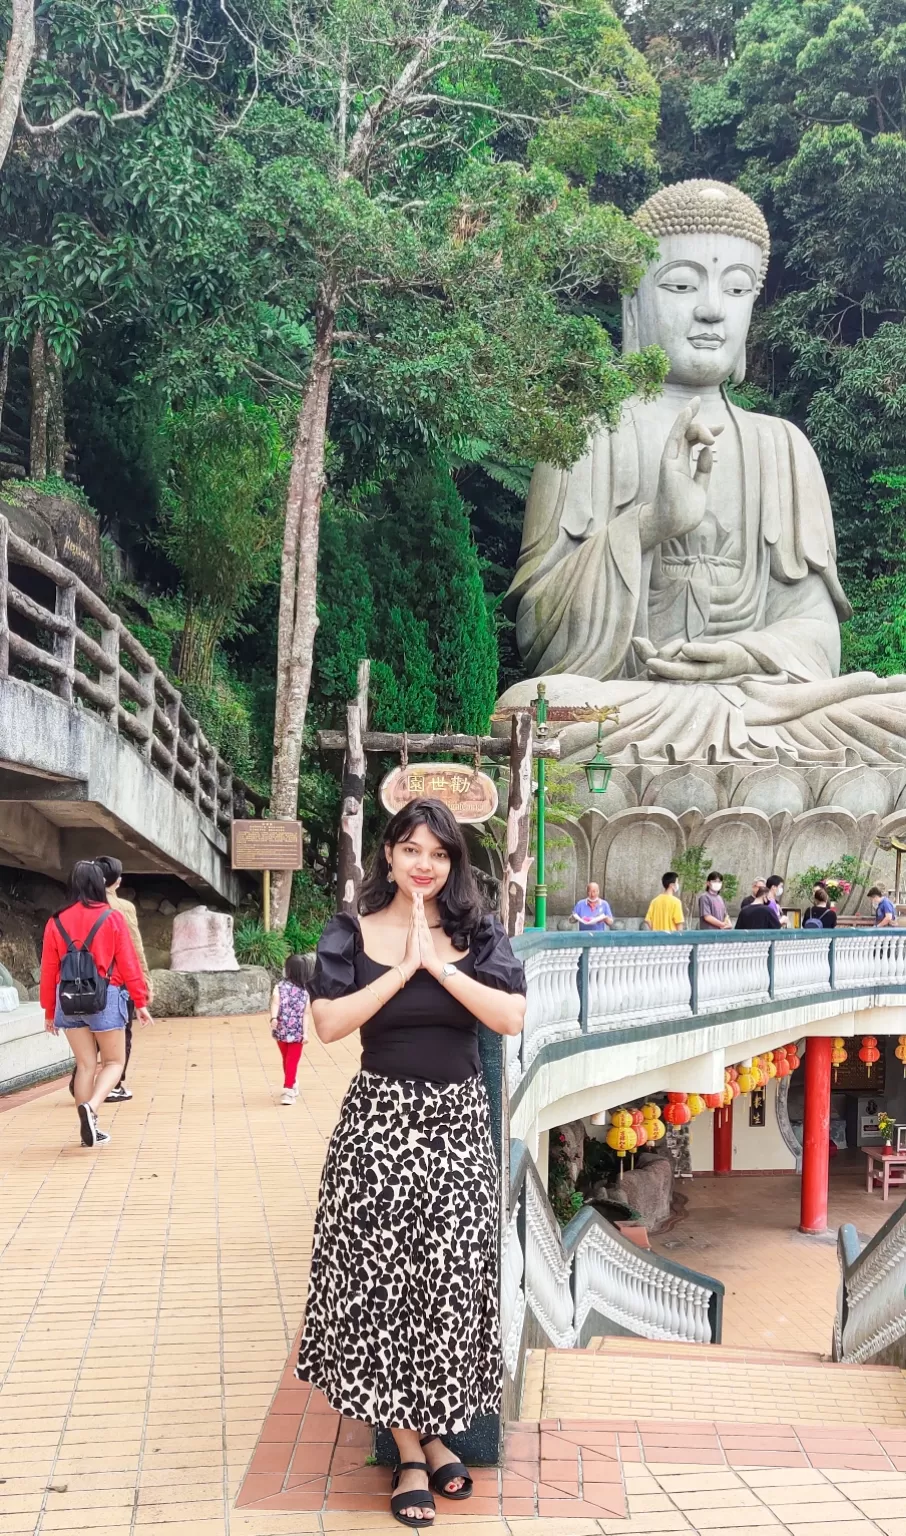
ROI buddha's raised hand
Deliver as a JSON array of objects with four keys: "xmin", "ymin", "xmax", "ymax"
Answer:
[{"xmin": 639, "ymin": 398, "xmax": 724, "ymax": 553}]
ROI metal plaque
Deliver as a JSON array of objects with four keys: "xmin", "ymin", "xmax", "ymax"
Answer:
[{"xmin": 231, "ymin": 819, "xmax": 303, "ymax": 871}]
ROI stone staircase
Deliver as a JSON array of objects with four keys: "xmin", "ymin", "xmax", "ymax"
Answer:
[{"xmin": 505, "ymin": 1336, "xmax": 906, "ymax": 1532}]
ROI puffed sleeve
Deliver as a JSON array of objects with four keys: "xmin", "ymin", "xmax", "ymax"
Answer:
[
  {"xmin": 472, "ymin": 914, "xmax": 527, "ymax": 995},
  {"xmin": 308, "ymin": 912, "xmax": 361, "ymax": 1001}
]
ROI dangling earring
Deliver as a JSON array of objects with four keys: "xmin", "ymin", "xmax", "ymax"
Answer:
[{"xmin": 387, "ymin": 866, "xmax": 395, "ymax": 884}]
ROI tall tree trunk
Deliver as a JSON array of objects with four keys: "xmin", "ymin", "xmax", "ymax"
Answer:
[
  {"xmin": 47, "ymin": 343, "xmax": 65, "ymax": 475},
  {"xmin": 29, "ymin": 329, "xmax": 48, "ymax": 479},
  {"xmin": 0, "ymin": 0, "xmax": 35, "ymax": 172},
  {"xmin": 270, "ymin": 297, "xmax": 336, "ymax": 928}
]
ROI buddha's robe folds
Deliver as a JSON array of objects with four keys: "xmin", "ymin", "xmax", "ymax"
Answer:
[{"xmin": 502, "ymin": 398, "xmax": 906, "ymax": 765}]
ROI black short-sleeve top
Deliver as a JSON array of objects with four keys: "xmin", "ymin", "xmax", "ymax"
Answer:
[{"xmin": 308, "ymin": 911, "xmax": 526, "ymax": 1085}]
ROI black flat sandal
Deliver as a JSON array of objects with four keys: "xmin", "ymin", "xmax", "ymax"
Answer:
[
  {"xmin": 390, "ymin": 1460, "xmax": 436, "ymax": 1528},
  {"xmin": 419, "ymin": 1435, "xmax": 474, "ymax": 1500}
]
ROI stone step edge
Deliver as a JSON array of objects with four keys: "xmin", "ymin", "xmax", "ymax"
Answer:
[{"xmin": 568, "ymin": 1339, "xmax": 901, "ymax": 1372}]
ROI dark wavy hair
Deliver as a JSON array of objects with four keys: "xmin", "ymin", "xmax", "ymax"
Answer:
[{"xmin": 359, "ymin": 798, "xmax": 483, "ymax": 951}]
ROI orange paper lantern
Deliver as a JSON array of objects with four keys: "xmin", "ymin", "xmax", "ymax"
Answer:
[{"xmin": 663, "ymin": 1095, "xmax": 692, "ymax": 1126}]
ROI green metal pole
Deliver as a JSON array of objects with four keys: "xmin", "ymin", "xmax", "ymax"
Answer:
[{"xmin": 535, "ymin": 681, "xmax": 547, "ymax": 930}]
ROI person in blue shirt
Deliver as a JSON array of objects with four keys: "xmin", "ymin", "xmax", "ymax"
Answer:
[
  {"xmin": 869, "ymin": 886, "xmax": 897, "ymax": 926},
  {"xmin": 571, "ymin": 882, "xmax": 614, "ymax": 933}
]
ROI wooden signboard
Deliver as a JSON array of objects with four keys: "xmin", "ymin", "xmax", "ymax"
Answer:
[
  {"xmin": 379, "ymin": 764, "xmax": 498, "ymax": 825},
  {"xmin": 231, "ymin": 819, "xmax": 303, "ymax": 871}
]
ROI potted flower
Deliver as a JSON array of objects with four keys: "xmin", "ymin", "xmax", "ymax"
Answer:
[
  {"xmin": 824, "ymin": 878, "xmax": 852, "ymax": 908},
  {"xmin": 878, "ymin": 1111, "xmax": 898, "ymax": 1157}
]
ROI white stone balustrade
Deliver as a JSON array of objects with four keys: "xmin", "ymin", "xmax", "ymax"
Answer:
[
  {"xmin": 587, "ymin": 943, "xmax": 692, "ymax": 1032},
  {"xmin": 572, "ymin": 1223, "xmax": 714, "ymax": 1343},
  {"xmin": 773, "ymin": 936, "xmax": 832, "ymax": 999},
  {"xmin": 525, "ymin": 1178, "xmax": 576, "ymax": 1348},
  {"xmin": 507, "ymin": 930, "xmax": 906, "ymax": 1098},
  {"xmin": 838, "ymin": 1215, "xmax": 906, "ymax": 1363},
  {"xmin": 520, "ymin": 947, "xmax": 581, "ymax": 1072},
  {"xmin": 696, "ymin": 940, "xmax": 770, "ymax": 1013},
  {"xmin": 500, "ymin": 1196, "xmax": 526, "ymax": 1378}
]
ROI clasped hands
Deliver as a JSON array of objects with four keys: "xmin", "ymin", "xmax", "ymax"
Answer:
[{"xmin": 399, "ymin": 892, "xmax": 445, "ymax": 982}]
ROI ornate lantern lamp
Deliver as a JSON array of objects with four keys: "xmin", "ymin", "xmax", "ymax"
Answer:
[{"xmin": 584, "ymin": 720, "xmax": 613, "ymax": 796}]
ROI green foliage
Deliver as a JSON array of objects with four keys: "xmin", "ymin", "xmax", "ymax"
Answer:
[
  {"xmin": 788, "ymin": 856, "xmax": 873, "ymax": 906},
  {"xmin": 234, "ymin": 921, "xmax": 290, "ymax": 973},
  {"xmin": 159, "ymin": 397, "xmax": 286, "ymax": 686},
  {"xmin": 315, "ymin": 462, "xmax": 499, "ymax": 734},
  {"xmin": 287, "ymin": 868, "xmax": 334, "ymax": 953}
]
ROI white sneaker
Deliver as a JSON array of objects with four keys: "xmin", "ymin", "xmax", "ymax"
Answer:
[{"xmin": 281, "ymin": 1089, "xmax": 295, "ymax": 1105}]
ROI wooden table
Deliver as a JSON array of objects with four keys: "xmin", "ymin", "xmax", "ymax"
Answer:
[{"xmin": 865, "ymin": 1148, "xmax": 906, "ymax": 1201}]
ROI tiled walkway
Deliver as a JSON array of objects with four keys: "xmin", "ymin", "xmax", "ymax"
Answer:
[{"xmin": 4, "ymin": 1012, "xmax": 906, "ymax": 1535}]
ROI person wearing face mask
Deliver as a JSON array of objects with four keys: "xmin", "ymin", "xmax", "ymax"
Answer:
[
  {"xmin": 698, "ymin": 872, "xmax": 732, "ymax": 931},
  {"xmin": 765, "ymin": 874, "xmax": 788, "ymax": 927},
  {"xmin": 645, "ymin": 872, "xmax": 685, "ymax": 933}
]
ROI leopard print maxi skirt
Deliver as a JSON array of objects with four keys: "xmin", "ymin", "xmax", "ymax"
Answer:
[{"xmin": 295, "ymin": 1069, "xmax": 502, "ymax": 1434}]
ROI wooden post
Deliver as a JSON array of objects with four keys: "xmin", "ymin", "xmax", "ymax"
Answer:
[
  {"xmin": 501, "ymin": 709, "xmax": 533, "ymax": 937},
  {"xmin": 337, "ymin": 659, "xmax": 370, "ymax": 914},
  {"xmin": 53, "ymin": 581, "xmax": 76, "ymax": 705},
  {"xmin": 262, "ymin": 870, "xmax": 271, "ymax": 933}
]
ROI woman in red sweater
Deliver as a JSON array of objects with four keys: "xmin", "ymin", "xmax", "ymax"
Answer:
[{"xmin": 42, "ymin": 861, "xmax": 153, "ymax": 1148}]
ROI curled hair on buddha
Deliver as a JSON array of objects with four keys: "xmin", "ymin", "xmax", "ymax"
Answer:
[
  {"xmin": 359, "ymin": 797, "xmax": 483, "ymax": 951},
  {"xmin": 633, "ymin": 179, "xmax": 771, "ymax": 294}
]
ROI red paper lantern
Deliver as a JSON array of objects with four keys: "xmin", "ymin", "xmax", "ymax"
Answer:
[
  {"xmin": 663, "ymin": 1094, "xmax": 692, "ymax": 1126},
  {"xmin": 703, "ymin": 1092, "xmax": 723, "ymax": 1110},
  {"xmin": 859, "ymin": 1036, "xmax": 881, "ymax": 1074},
  {"xmin": 773, "ymin": 1047, "xmax": 791, "ymax": 1080},
  {"xmin": 634, "ymin": 1122, "xmax": 649, "ymax": 1148},
  {"xmin": 785, "ymin": 1043, "xmax": 801, "ymax": 1071}
]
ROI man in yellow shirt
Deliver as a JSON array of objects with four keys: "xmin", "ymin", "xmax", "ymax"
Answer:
[{"xmin": 645, "ymin": 872, "xmax": 685, "ymax": 933}]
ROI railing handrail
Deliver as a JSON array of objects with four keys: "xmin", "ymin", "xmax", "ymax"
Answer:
[
  {"xmin": 0, "ymin": 513, "xmax": 267, "ymax": 834},
  {"xmin": 512, "ymin": 927, "xmax": 893, "ymax": 952},
  {"xmin": 510, "ymin": 1138, "xmax": 725, "ymax": 1304}
]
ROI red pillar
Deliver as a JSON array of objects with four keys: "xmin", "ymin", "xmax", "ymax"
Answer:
[
  {"xmin": 713, "ymin": 1099, "xmax": 733, "ymax": 1175},
  {"xmin": 800, "ymin": 1036, "xmax": 833, "ymax": 1234}
]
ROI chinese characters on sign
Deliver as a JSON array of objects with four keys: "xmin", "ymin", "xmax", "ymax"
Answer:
[
  {"xmin": 379, "ymin": 763, "xmax": 498, "ymax": 824},
  {"xmin": 231, "ymin": 820, "xmax": 303, "ymax": 871}
]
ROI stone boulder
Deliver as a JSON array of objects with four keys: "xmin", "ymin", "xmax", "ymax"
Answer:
[
  {"xmin": 170, "ymin": 907, "xmax": 238, "ymax": 972},
  {"xmin": 606, "ymin": 1153, "xmax": 673, "ymax": 1233},
  {"xmin": 149, "ymin": 966, "xmax": 270, "ymax": 1018},
  {"xmin": 2, "ymin": 482, "xmax": 104, "ymax": 591}
]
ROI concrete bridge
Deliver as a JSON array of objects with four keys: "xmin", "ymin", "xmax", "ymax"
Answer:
[{"xmin": 0, "ymin": 513, "xmax": 263, "ymax": 901}]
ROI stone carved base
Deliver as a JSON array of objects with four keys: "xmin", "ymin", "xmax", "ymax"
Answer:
[
  {"xmin": 474, "ymin": 762, "xmax": 906, "ymax": 919},
  {"xmin": 170, "ymin": 907, "xmax": 239, "ymax": 972}
]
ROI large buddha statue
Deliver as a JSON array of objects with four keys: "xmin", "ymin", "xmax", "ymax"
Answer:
[{"xmin": 499, "ymin": 180, "xmax": 906, "ymax": 764}]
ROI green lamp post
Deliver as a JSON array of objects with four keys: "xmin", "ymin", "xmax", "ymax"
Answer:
[{"xmin": 534, "ymin": 682, "xmax": 548, "ymax": 930}]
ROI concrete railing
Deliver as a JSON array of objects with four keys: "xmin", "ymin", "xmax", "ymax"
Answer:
[
  {"xmin": 501, "ymin": 1139, "xmax": 723, "ymax": 1405},
  {"xmin": 0, "ymin": 514, "xmax": 265, "ymax": 833},
  {"xmin": 508, "ymin": 928, "xmax": 906, "ymax": 1100},
  {"xmin": 835, "ymin": 1206, "xmax": 906, "ymax": 1366}
]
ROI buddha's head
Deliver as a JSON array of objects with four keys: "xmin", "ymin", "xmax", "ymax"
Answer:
[{"xmin": 623, "ymin": 180, "xmax": 770, "ymax": 388}]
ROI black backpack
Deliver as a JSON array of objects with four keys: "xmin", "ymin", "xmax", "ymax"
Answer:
[{"xmin": 54, "ymin": 910, "xmax": 114, "ymax": 1016}]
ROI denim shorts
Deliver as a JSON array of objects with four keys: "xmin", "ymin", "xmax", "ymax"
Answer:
[{"xmin": 54, "ymin": 983, "xmax": 129, "ymax": 1032}]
